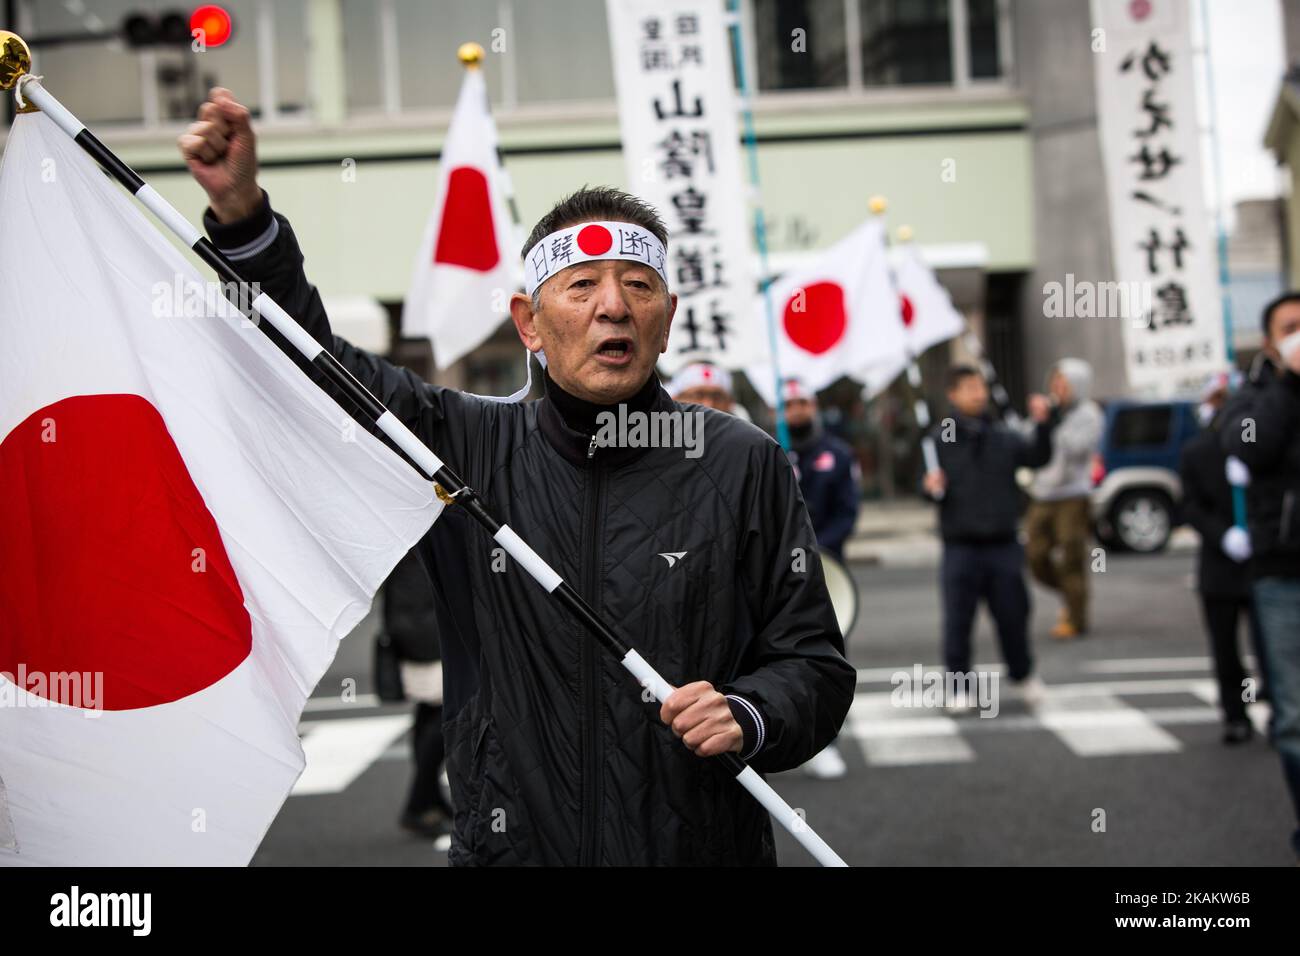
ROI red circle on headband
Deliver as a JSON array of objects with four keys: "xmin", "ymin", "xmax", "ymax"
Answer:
[{"xmin": 576, "ymin": 224, "xmax": 613, "ymax": 256}]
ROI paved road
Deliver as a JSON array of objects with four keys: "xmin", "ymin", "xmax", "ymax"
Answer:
[{"xmin": 252, "ymin": 547, "xmax": 1296, "ymax": 866}]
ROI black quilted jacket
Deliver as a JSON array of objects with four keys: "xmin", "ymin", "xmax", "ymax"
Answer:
[{"xmin": 206, "ymin": 196, "xmax": 857, "ymax": 866}]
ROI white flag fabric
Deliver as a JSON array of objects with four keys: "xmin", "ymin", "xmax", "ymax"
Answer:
[
  {"xmin": 854, "ymin": 241, "xmax": 969, "ymax": 398},
  {"xmin": 0, "ymin": 113, "xmax": 441, "ymax": 865},
  {"xmin": 746, "ymin": 219, "xmax": 905, "ymax": 406},
  {"xmin": 401, "ymin": 68, "xmax": 521, "ymax": 370},
  {"xmin": 895, "ymin": 242, "xmax": 966, "ymax": 358}
]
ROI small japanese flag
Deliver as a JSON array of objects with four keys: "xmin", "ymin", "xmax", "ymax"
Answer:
[
  {"xmin": 747, "ymin": 218, "xmax": 905, "ymax": 405},
  {"xmin": 401, "ymin": 67, "xmax": 522, "ymax": 369}
]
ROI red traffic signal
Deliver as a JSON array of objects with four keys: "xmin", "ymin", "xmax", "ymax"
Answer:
[{"xmin": 190, "ymin": 5, "xmax": 233, "ymax": 48}]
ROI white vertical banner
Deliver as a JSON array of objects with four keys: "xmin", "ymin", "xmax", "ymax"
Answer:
[
  {"xmin": 606, "ymin": 0, "xmax": 762, "ymax": 375},
  {"xmin": 1091, "ymin": 0, "xmax": 1225, "ymax": 396}
]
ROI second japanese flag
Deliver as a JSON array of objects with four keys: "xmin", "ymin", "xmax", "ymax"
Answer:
[{"xmin": 747, "ymin": 218, "xmax": 905, "ymax": 405}]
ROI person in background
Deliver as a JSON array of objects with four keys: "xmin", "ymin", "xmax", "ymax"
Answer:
[
  {"xmin": 1024, "ymin": 358, "xmax": 1104, "ymax": 640},
  {"xmin": 1220, "ymin": 291, "xmax": 1300, "ymax": 861},
  {"xmin": 667, "ymin": 361, "xmax": 735, "ymax": 413},
  {"xmin": 783, "ymin": 378, "xmax": 861, "ymax": 563},
  {"xmin": 923, "ymin": 365, "xmax": 1055, "ymax": 709},
  {"xmin": 782, "ymin": 378, "xmax": 861, "ymax": 779},
  {"xmin": 1179, "ymin": 371, "xmax": 1269, "ymax": 745},
  {"xmin": 379, "ymin": 548, "xmax": 454, "ymax": 839}
]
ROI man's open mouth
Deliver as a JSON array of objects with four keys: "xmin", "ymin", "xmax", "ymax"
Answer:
[{"xmin": 595, "ymin": 338, "xmax": 632, "ymax": 358}]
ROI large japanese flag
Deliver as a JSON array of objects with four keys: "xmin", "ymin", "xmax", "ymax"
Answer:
[
  {"xmin": 0, "ymin": 113, "xmax": 441, "ymax": 865},
  {"xmin": 401, "ymin": 67, "xmax": 521, "ymax": 369},
  {"xmin": 859, "ymin": 242, "xmax": 968, "ymax": 398},
  {"xmin": 747, "ymin": 219, "xmax": 905, "ymax": 405}
]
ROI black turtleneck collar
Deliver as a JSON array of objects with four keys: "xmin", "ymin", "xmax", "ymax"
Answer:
[
  {"xmin": 543, "ymin": 367, "xmax": 660, "ymax": 434},
  {"xmin": 536, "ymin": 367, "xmax": 672, "ymax": 467}
]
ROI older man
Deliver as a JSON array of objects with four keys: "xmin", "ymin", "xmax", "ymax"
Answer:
[{"xmin": 180, "ymin": 89, "xmax": 855, "ymax": 866}]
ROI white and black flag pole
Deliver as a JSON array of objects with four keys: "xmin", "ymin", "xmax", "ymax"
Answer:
[{"xmin": 2, "ymin": 38, "xmax": 847, "ymax": 868}]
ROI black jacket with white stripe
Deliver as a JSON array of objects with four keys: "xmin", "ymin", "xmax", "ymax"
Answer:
[{"xmin": 205, "ymin": 194, "xmax": 856, "ymax": 866}]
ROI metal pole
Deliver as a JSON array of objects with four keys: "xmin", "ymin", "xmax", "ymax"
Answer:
[{"xmin": 726, "ymin": 0, "xmax": 791, "ymax": 450}]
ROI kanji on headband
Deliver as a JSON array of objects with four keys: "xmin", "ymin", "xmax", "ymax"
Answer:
[{"xmin": 523, "ymin": 220, "xmax": 669, "ymax": 297}]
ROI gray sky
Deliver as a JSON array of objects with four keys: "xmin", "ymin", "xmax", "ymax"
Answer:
[{"xmin": 1194, "ymin": 0, "xmax": 1285, "ymax": 227}]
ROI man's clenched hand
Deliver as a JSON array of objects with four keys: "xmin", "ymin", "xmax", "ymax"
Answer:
[
  {"xmin": 178, "ymin": 87, "xmax": 260, "ymax": 223},
  {"xmin": 660, "ymin": 681, "xmax": 744, "ymax": 758}
]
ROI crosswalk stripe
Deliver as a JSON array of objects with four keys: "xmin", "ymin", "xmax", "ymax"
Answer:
[
  {"xmin": 286, "ymin": 671, "xmax": 1256, "ymax": 786},
  {"xmin": 1082, "ymin": 657, "xmax": 1212, "ymax": 673},
  {"xmin": 302, "ymin": 693, "xmax": 383, "ymax": 713},
  {"xmin": 847, "ymin": 698, "xmax": 975, "ymax": 766},
  {"xmin": 1033, "ymin": 692, "xmax": 1183, "ymax": 757},
  {"xmin": 293, "ymin": 715, "xmax": 413, "ymax": 796},
  {"xmin": 857, "ymin": 658, "xmax": 1224, "ymax": 686}
]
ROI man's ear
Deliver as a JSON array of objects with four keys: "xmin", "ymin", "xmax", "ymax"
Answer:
[
  {"xmin": 510, "ymin": 291, "xmax": 542, "ymax": 352},
  {"xmin": 661, "ymin": 291, "xmax": 679, "ymax": 354}
]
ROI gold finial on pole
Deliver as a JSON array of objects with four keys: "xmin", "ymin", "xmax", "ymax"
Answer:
[
  {"xmin": 458, "ymin": 42, "xmax": 485, "ymax": 69},
  {"xmin": 897, "ymin": 225, "xmax": 914, "ymax": 243},
  {"xmin": 868, "ymin": 195, "xmax": 887, "ymax": 216},
  {"xmin": 0, "ymin": 31, "xmax": 32, "ymax": 91}
]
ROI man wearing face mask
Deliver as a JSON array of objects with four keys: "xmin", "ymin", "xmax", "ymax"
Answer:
[
  {"xmin": 1179, "ymin": 372, "xmax": 1269, "ymax": 745},
  {"xmin": 1219, "ymin": 292, "xmax": 1300, "ymax": 862},
  {"xmin": 179, "ymin": 89, "xmax": 855, "ymax": 866},
  {"xmin": 781, "ymin": 379, "xmax": 861, "ymax": 564},
  {"xmin": 777, "ymin": 378, "xmax": 860, "ymax": 779}
]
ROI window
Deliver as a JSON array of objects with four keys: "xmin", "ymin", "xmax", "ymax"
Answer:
[
  {"xmin": 967, "ymin": 0, "xmax": 1000, "ymax": 80},
  {"xmin": 342, "ymin": 0, "xmax": 504, "ymax": 113},
  {"xmin": 1111, "ymin": 406, "xmax": 1173, "ymax": 449},
  {"xmin": 754, "ymin": 0, "xmax": 848, "ymax": 91},
  {"xmin": 859, "ymin": 0, "xmax": 953, "ymax": 87},
  {"xmin": 513, "ymin": 0, "xmax": 616, "ymax": 104},
  {"xmin": 394, "ymin": 0, "xmax": 503, "ymax": 111},
  {"xmin": 191, "ymin": 0, "xmax": 308, "ymax": 119}
]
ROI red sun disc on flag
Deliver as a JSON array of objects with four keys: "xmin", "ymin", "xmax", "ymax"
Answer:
[
  {"xmin": 433, "ymin": 166, "xmax": 501, "ymax": 271},
  {"xmin": 783, "ymin": 281, "xmax": 848, "ymax": 355},
  {"xmin": 0, "ymin": 394, "xmax": 253, "ymax": 711},
  {"xmin": 576, "ymin": 224, "xmax": 613, "ymax": 256},
  {"xmin": 900, "ymin": 293, "xmax": 915, "ymax": 327}
]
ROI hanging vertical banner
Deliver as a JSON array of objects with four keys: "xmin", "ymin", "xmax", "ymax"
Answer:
[
  {"xmin": 606, "ymin": 0, "xmax": 761, "ymax": 375},
  {"xmin": 1091, "ymin": 0, "xmax": 1225, "ymax": 397}
]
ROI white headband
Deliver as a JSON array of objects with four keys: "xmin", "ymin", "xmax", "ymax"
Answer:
[
  {"xmin": 524, "ymin": 220, "xmax": 668, "ymax": 297},
  {"xmin": 669, "ymin": 362, "xmax": 733, "ymax": 398}
]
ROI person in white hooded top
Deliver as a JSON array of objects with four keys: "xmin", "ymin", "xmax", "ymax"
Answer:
[{"xmin": 1024, "ymin": 358, "xmax": 1104, "ymax": 639}]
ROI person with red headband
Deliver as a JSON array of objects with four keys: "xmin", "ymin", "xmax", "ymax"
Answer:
[{"xmin": 180, "ymin": 88, "xmax": 855, "ymax": 867}]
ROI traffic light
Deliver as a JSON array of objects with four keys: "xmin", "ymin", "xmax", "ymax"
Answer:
[
  {"xmin": 190, "ymin": 5, "xmax": 233, "ymax": 48},
  {"xmin": 120, "ymin": 6, "xmax": 232, "ymax": 49}
]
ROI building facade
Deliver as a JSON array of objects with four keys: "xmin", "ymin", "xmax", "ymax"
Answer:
[{"xmin": 6, "ymin": 0, "xmax": 1263, "ymax": 494}]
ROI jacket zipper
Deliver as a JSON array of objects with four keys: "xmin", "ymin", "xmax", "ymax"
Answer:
[{"xmin": 578, "ymin": 442, "xmax": 604, "ymax": 865}]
